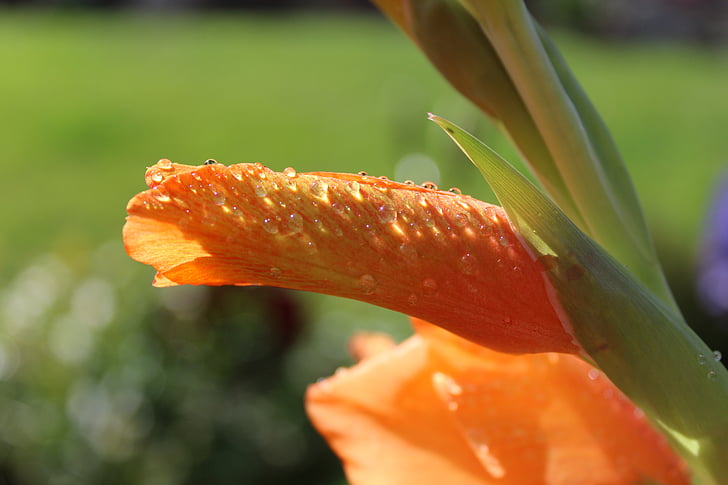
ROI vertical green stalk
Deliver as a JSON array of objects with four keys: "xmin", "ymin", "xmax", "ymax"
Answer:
[{"xmin": 460, "ymin": 0, "xmax": 678, "ymax": 311}]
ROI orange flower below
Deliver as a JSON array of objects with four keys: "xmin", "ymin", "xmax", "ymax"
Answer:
[
  {"xmin": 306, "ymin": 318, "xmax": 689, "ymax": 485},
  {"xmin": 124, "ymin": 159, "xmax": 577, "ymax": 354}
]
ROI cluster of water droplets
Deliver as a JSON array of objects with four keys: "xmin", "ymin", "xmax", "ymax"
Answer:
[
  {"xmin": 697, "ymin": 350, "xmax": 723, "ymax": 381},
  {"xmin": 137, "ymin": 161, "xmax": 531, "ymax": 305}
]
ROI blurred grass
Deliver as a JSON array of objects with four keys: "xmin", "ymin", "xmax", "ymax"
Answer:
[{"xmin": 1, "ymin": 11, "xmax": 727, "ymax": 276}]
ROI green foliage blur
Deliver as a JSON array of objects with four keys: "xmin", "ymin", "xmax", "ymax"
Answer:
[{"xmin": 0, "ymin": 9, "xmax": 727, "ymax": 485}]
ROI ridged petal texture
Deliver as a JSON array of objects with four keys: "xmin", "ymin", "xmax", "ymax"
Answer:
[
  {"xmin": 306, "ymin": 318, "xmax": 689, "ymax": 485},
  {"xmin": 124, "ymin": 159, "xmax": 577, "ymax": 354}
]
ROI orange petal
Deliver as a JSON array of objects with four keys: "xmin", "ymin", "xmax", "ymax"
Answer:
[
  {"xmin": 419, "ymin": 319, "xmax": 690, "ymax": 485},
  {"xmin": 347, "ymin": 331, "xmax": 397, "ymax": 362},
  {"xmin": 306, "ymin": 335, "xmax": 491, "ymax": 485},
  {"xmin": 306, "ymin": 319, "xmax": 689, "ymax": 485},
  {"xmin": 124, "ymin": 160, "xmax": 577, "ymax": 354}
]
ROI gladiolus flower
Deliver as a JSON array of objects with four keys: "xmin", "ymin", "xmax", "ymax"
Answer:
[
  {"xmin": 124, "ymin": 159, "xmax": 580, "ymax": 355},
  {"xmin": 306, "ymin": 318, "xmax": 689, "ymax": 485}
]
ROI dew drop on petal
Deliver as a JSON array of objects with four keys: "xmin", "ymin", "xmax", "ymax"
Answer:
[
  {"xmin": 473, "ymin": 444, "xmax": 506, "ymax": 479},
  {"xmin": 158, "ymin": 159, "xmax": 173, "ymax": 170},
  {"xmin": 587, "ymin": 368, "xmax": 600, "ymax": 381},
  {"xmin": 304, "ymin": 239, "xmax": 317, "ymax": 255},
  {"xmin": 150, "ymin": 171, "xmax": 164, "ymax": 183},
  {"xmin": 460, "ymin": 252, "xmax": 476, "ymax": 275},
  {"xmin": 212, "ymin": 192, "xmax": 226, "ymax": 206},
  {"xmin": 448, "ymin": 187, "xmax": 462, "ymax": 195},
  {"xmin": 422, "ymin": 182, "xmax": 438, "ymax": 190},
  {"xmin": 153, "ymin": 187, "xmax": 170, "ymax": 202},
  {"xmin": 714, "ymin": 350, "xmax": 722, "ymax": 362},
  {"xmin": 310, "ymin": 180, "xmax": 328, "ymax": 198},
  {"xmin": 269, "ymin": 267, "xmax": 282, "ymax": 278},
  {"xmin": 407, "ymin": 293, "xmax": 418, "ymax": 305},
  {"xmin": 288, "ymin": 213, "xmax": 303, "ymax": 233},
  {"xmin": 399, "ymin": 243, "xmax": 417, "ymax": 259},
  {"xmin": 422, "ymin": 278, "xmax": 438, "ymax": 296},
  {"xmin": 283, "ymin": 167, "xmax": 297, "ymax": 178},
  {"xmin": 453, "ymin": 212, "xmax": 468, "ymax": 227},
  {"xmin": 254, "ymin": 184, "xmax": 268, "ymax": 197},
  {"xmin": 377, "ymin": 204, "xmax": 397, "ymax": 224},
  {"xmin": 262, "ymin": 218, "xmax": 279, "ymax": 234},
  {"xmin": 708, "ymin": 371, "xmax": 718, "ymax": 381},
  {"xmin": 345, "ymin": 181, "xmax": 361, "ymax": 197},
  {"xmin": 698, "ymin": 353, "xmax": 707, "ymax": 365},
  {"xmin": 359, "ymin": 274, "xmax": 377, "ymax": 294}
]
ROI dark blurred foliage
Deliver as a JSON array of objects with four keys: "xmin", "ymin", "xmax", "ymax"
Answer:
[
  {"xmin": 1, "ymin": 0, "xmax": 726, "ymax": 43},
  {"xmin": 529, "ymin": 0, "xmax": 727, "ymax": 44},
  {"xmin": 0, "ymin": 248, "xmax": 343, "ymax": 485}
]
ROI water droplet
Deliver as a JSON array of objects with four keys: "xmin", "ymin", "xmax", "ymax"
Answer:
[
  {"xmin": 587, "ymin": 368, "xmax": 600, "ymax": 380},
  {"xmin": 422, "ymin": 278, "xmax": 438, "ymax": 295},
  {"xmin": 288, "ymin": 213, "xmax": 303, "ymax": 233},
  {"xmin": 424, "ymin": 218, "xmax": 435, "ymax": 228},
  {"xmin": 359, "ymin": 274, "xmax": 377, "ymax": 294},
  {"xmin": 305, "ymin": 240, "xmax": 318, "ymax": 255},
  {"xmin": 698, "ymin": 353, "xmax": 707, "ymax": 365},
  {"xmin": 203, "ymin": 158, "xmax": 218, "ymax": 165},
  {"xmin": 441, "ymin": 376, "xmax": 462, "ymax": 396},
  {"xmin": 453, "ymin": 212, "xmax": 468, "ymax": 227},
  {"xmin": 377, "ymin": 204, "xmax": 397, "ymax": 223},
  {"xmin": 262, "ymin": 218, "xmax": 279, "ymax": 234},
  {"xmin": 473, "ymin": 444, "xmax": 506, "ymax": 479},
  {"xmin": 191, "ymin": 171, "xmax": 203, "ymax": 182},
  {"xmin": 269, "ymin": 267, "xmax": 282, "ymax": 278},
  {"xmin": 284, "ymin": 177, "xmax": 297, "ymax": 190},
  {"xmin": 231, "ymin": 206, "xmax": 243, "ymax": 217},
  {"xmin": 498, "ymin": 235, "xmax": 509, "ymax": 247},
  {"xmin": 345, "ymin": 181, "xmax": 361, "ymax": 197},
  {"xmin": 422, "ymin": 181, "xmax": 438, "ymax": 190},
  {"xmin": 283, "ymin": 167, "xmax": 297, "ymax": 178},
  {"xmin": 407, "ymin": 293, "xmax": 418, "ymax": 305},
  {"xmin": 331, "ymin": 202, "xmax": 345, "ymax": 214},
  {"xmin": 158, "ymin": 159, "xmax": 173, "ymax": 170},
  {"xmin": 708, "ymin": 371, "xmax": 718, "ymax": 381},
  {"xmin": 357, "ymin": 171, "xmax": 368, "ymax": 176},
  {"xmin": 460, "ymin": 253, "xmax": 476, "ymax": 274},
  {"xmin": 150, "ymin": 171, "xmax": 164, "ymax": 183},
  {"xmin": 714, "ymin": 350, "xmax": 722, "ymax": 362},
  {"xmin": 503, "ymin": 317, "xmax": 513, "ymax": 325},
  {"xmin": 404, "ymin": 180, "xmax": 415, "ymax": 185},
  {"xmin": 448, "ymin": 187, "xmax": 462, "ymax": 194},
  {"xmin": 310, "ymin": 180, "xmax": 328, "ymax": 199},
  {"xmin": 399, "ymin": 243, "xmax": 417, "ymax": 259},
  {"xmin": 211, "ymin": 191, "xmax": 226, "ymax": 206},
  {"xmin": 254, "ymin": 184, "xmax": 268, "ymax": 197},
  {"xmin": 152, "ymin": 187, "xmax": 170, "ymax": 202}
]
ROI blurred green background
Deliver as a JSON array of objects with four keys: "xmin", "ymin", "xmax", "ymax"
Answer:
[{"xmin": 1, "ymin": 6, "xmax": 727, "ymax": 485}]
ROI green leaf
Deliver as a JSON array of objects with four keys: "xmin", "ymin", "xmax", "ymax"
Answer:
[{"xmin": 430, "ymin": 114, "xmax": 728, "ymax": 485}]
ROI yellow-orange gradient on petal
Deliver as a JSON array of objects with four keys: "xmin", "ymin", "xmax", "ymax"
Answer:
[
  {"xmin": 306, "ymin": 319, "xmax": 690, "ymax": 485},
  {"xmin": 124, "ymin": 159, "xmax": 577, "ymax": 354}
]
